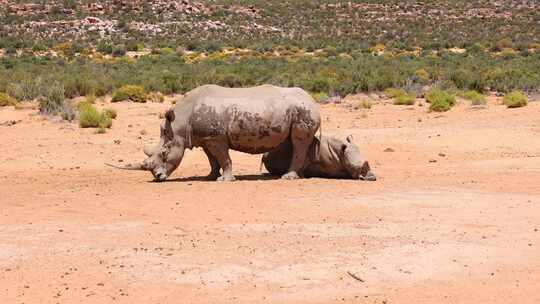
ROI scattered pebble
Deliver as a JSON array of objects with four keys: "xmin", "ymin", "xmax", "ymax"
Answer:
[
  {"xmin": 439, "ymin": 153, "xmax": 446, "ymax": 157},
  {"xmin": 1, "ymin": 120, "xmax": 20, "ymax": 126},
  {"xmin": 384, "ymin": 148, "xmax": 395, "ymax": 152},
  {"xmin": 429, "ymin": 159, "xmax": 437, "ymax": 163}
]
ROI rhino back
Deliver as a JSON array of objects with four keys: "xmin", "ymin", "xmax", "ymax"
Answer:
[{"xmin": 187, "ymin": 85, "xmax": 318, "ymax": 154}]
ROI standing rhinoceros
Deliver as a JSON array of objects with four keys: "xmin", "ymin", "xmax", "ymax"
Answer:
[
  {"xmin": 109, "ymin": 84, "xmax": 320, "ymax": 181},
  {"xmin": 262, "ymin": 135, "xmax": 376, "ymax": 180}
]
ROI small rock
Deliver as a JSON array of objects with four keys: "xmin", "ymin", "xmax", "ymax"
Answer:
[
  {"xmin": 113, "ymin": 139, "xmax": 121, "ymax": 145},
  {"xmin": 140, "ymin": 130, "xmax": 147, "ymax": 135},
  {"xmin": 1, "ymin": 120, "xmax": 18, "ymax": 126},
  {"xmin": 438, "ymin": 153, "xmax": 446, "ymax": 157},
  {"xmin": 384, "ymin": 148, "xmax": 395, "ymax": 152},
  {"xmin": 429, "ymin": 159, "xmax": 437, "ymax": 163},
  {"xmin": 118, "ymin": 159, "xmax": 123, "ymax": 163}
]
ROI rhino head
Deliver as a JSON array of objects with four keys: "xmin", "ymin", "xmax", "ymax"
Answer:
[
  {"xmin": 342, "ymin": 135, "xmax": 377, "ymax": 181},
  {"xmin": 108, "ymin": 109, "xmax": 185, "ymax": 182}
]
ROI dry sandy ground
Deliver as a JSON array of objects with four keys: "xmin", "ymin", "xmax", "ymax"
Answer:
[{"xmin": 1, "ymin": 96, "xmax": 539, "ymax": 303}]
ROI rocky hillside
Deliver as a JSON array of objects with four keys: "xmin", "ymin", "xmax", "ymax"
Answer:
[{"xmin": 1, "ymin": 0, "xmax": 539, "ymax": 51}]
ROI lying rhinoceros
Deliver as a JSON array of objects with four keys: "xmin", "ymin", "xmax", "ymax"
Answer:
[
  {"xmin": 109, "ymin": 84, "xmax": 320, "ymax": 181},
  {"xmin": 262, "ymin": 135, "xmax": 376, "ymax": 180}
]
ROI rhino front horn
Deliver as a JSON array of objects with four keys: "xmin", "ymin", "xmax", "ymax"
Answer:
[{"xmin": 105, "ymin": 162, "xmax": 147, "ymax": 171}]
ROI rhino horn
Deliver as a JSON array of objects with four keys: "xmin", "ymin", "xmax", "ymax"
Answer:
[
  {"xmin": 346, "ymin": 135, "xmax": 354, "ymax": 143},
  {"xmin": 144, "ymin": 144, "xmax": 158, "ymax": 157},
  {"xmin": 105, "ymin": 162, "xmax": 147, "ymax": 171}
]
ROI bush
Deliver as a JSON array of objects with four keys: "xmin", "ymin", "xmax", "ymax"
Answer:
[
  {"xmin": 414, "ymin": 69, "xmax": 430, "ymax": 84},
  {"xmin": 0, "ymin": 92, "xmax": 18, "ymax": 107},
  {"xmin": 384, "ymin": 88, "xmax": 406, "ymax": 99},
  {"xmin": 311, "ymin": 92, "xmax": 329, "ymax": 103},
  {"xmin": 354, "ymin": 99, "xmax": 372, "ymax": 109},
  {"xmin": 112, "ymin": 47, "xmax": 127, "ymax": 57},
  {"xmin": 426, "ymin": 89, "xmax": 456, "ymax": 112},
  {"xmin": 98, "ymin": 114, "xmax": 113, "ymax": 128},
  {"xmin": 111, "ymin": 85, "xmax": 147, "ymax": 103},
  {"xmin": 148, "ymin": 92, "xmax": 165, "ymax": 103},
  {"xmin": 85, "ymin": 94, "xmax": 96, "ymax": 104},
  {"xmin": 39, "ymin": 84, "xmax": 65, "ymax": 115},
  {"xmin": 60, "ymin": 102, "xmax": 76, "ymax": 121},
  {"xmin": 394, "ymin": 93, "xmax": 416, "ymax": 105},
  {"xmin": 503, "ymin": 91, "xmax": 528, "ymax": 108},
  {"xmin": 79, "ymin": 103, "xmax": 102, "ymax": 128},
  {"xmin": 462, "ymin": 90, "xmax": 486, "ymax": 105},
  {"xmin": 79, "ymin": 103, "xmax": 113, "ymax": 128},
  {"xmin": 103, "ymin": 108, "xmax": 117, "ymax": 119}
]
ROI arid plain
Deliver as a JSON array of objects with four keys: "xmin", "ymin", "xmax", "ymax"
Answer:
[{"xmin": 1, "ymin": 96, "xmax": 539, "ymax": 303}]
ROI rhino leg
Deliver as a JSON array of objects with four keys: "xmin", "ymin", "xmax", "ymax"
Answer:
[
  {"xmin": 205, "ymin": 142, "xmax": 235, "ymax": 182},
  {"xmin": 203, "ymin": 147, "xmax": 221, "ymax": 180},
  {"xmin": 282, "ymin": 126, "xmax": 314, "ymax": 180}
]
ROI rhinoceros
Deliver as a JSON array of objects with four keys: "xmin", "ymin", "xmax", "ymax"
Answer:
[
  {"xmin": 262, "ymin": 135, "xmax": 376, "ymax": 180},
  {"xmin": 108, "ymin": 84, "xmax": 321, "ymax": 181}
]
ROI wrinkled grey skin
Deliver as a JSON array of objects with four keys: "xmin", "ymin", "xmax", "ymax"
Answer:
[
  {"xmin": 262, "ymin": 135, "xmax": 376, "ymax": 181},
  {"xmin": 112, "ymin": 85, "xmax": 321, "ymax": 182}
]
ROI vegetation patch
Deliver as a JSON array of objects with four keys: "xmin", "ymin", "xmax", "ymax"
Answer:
[
  {"xmin": 79, "ymin": 103, "xmax": 113, "ymax": 129},
  {"xmin": 38, "ymin": 83, "xmax": 66, "ymax": 115},
  {"xmin": 311, "ymin": 92, "xmax": 329, "ymax": 103},
  {"xmin": 0, "ymin": 92, "xmax": 18, "ymax": 107},
  {"xmin": 111, "ymin": 85, "xmax": 147, "ymax": 103},
  {"xmin": 384, "ymin": 88, "xmax": 407, "ymax": 99},
  {"xmin": 394, "ymin": 93, "xmax": 416, "ymax": 105},
  {"xmin": 426, "ymin": 89, "xmax": 457, "ymax": 112},
  {"xmin": 148, "ymin": 92, "xmax": 165, "ymax": 103},
  {"xmin": 503, "ymin": 91, "xmax": 528, "ymax": 108},
  {"xmin": 103, "ymin": 108, "xmax": 117, "ymax": 119},
  {"xmin": 461, "ymin": 90, "xmax": 486, "ymax": 105}
]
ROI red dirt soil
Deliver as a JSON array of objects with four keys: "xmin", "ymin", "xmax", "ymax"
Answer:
[{"xmin": 1, "ymin": 96, "xmax": 539, "ymax": 303}]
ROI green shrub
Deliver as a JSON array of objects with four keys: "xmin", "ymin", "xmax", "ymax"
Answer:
[
  {"xmin": 39, "ymin": 84, "xmax": 65, "ymax": 115},
  {"xmin": 394, "ymin": 93, "xmax": 416, "ymax": 105},
  {"xmin": 384, "ymin": 88, "xmax": 406, "ymax": 99},
  {"xmin": 111, "ymin": 85, "xmax": 147, "ymax": 103},
  {"xmin": 60, "ymin": 102, "xmax": 76, "ymax": 121},
  {"xmin": 95, "ymin": 127, "xmax": 106, "ymax": 134},
  {"xmin": 77, "ymin": 100, "xmax": 93, "ymax": 111},
  {"xmin": 103, "ymin": 108, "xmax": 117, "ymax": 119},
  {"xmin": 79, "ymin": 103, "xmax": 102, "ymax": 128},
  {"xmin": 148, "ymin": 92, "xmax": 165, "ymax": 103},
  {"xmin": 85, "ymin": 94, "xmax": 96, "ymax": 104},
  {"xmin": 311, "ymin": 92, "xmax": 329, "ymax": 103},
  {"xmin": 112, "ymin": 47, "xmax": 127, "ymax": 57},
  {"xmin": 462, "ymin": 90, "xmax": 486, "ymax": 105},
  {"xmin": 426, "ymin": 89, "xmax": 456, "ymax": 112},
  {"xmin": 98, "ymin": 114, "xmax": 113, "ymax": 128},
  {"xmin": 0, "ymin": 92, "xmax": 18, "ymax": 107},
  {"xmin": 503, "ymin": 91, "xmax": 528, "ymax": 108},
  {"xmin": 354, "ymin": 99, "xmax": 373, "ymax": 109}
]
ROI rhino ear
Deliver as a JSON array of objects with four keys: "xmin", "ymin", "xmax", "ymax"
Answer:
[
  {"xmin": 165, "ymin": 109, "xmax": 175, "ymax": 122},
  {"xmin": 346, "ymin": 135, "xmax": 354, "ymax": 143}
]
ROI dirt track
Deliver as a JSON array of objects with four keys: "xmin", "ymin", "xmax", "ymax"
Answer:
[{"xmin": 1, "ymin": 96, "xmax": 539, "ymax": 303}]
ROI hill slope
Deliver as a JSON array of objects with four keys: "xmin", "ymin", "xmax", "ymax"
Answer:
[{"xmin": 1, "ymin": 0, "xmax": 539, "ymax": 51}]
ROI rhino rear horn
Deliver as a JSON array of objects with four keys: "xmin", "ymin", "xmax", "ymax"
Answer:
[
  {"xmin": 144, "ymin": 144, "xmax": 159, "ymax": 157},
  {"xmin": 346, "ymin": 135, "xmax": 354, "ymax": 143}
]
